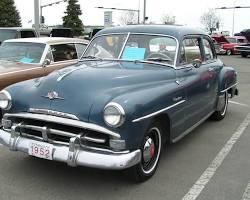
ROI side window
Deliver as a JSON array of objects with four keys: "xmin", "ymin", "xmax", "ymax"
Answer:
[
  {"xmin": 203, "ymin": 38, "xmax": 215, "ymax": 61},
  {"xmin": 180, "ymin": 38, "xmax": 203, "ymax": 65},
  {"xmin": 20, "ymin": 31, "xmax": 36, "ymax": 38},
  {"xmin": 50, "ymin": 43, "xmax": 77, "ymax": 62},
  {"xmin": 75, "ymin": 43, "xmax": 87, "ymax": 58}
]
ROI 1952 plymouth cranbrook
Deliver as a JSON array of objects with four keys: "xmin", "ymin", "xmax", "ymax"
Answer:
[{"xmin": 0, "ymin": 25, "xmax": 238, "ymax": 182}]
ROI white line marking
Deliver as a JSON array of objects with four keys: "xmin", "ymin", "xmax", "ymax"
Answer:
[
  {"xmin": 242, "ymin": 180, "xmax": 250, "ymax": 200},
  {"xmin": 229, "ymin": 101, "xmax": 250, "ymax": 108},
  {"xmin": 182, "ymin": 112, "xmax": 250, "ymax": 200}
]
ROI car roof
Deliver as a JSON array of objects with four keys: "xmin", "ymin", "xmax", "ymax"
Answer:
[
  {"xmin": 96, "ymin": 25, "xmax": 207, "ymax": 40},
  {"xmin": 3, "ymin": 37, "xmax": 88, "ymax": 45}
]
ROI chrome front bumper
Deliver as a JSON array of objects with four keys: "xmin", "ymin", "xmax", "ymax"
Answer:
[{"xmin": 0, "ymin": 129, "xmax": 141, "ymax": 170}]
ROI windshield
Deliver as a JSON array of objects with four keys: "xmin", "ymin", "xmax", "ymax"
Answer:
[
  {"xmin": 0, "ymin": 30, "xmax": 17, "ymax": 42},
  {"xmin": 226, "ymin": 38, "xmax": 237, "ymax": 43},
  {"xmin": 0, "ymin": 42, "xmax": 46, "ymax": 64},
  {"xmin": 83, "ymin": 33, "xmax": 177, "ymax": 66}
]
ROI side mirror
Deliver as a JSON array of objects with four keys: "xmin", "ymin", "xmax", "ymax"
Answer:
[
  {"xmin": 42, "ymin": 59, "xmax": 51, "ymax": 67},
  {"xmin": 192, "ymin": 59, "xmax": 202, "ymax": 68}
]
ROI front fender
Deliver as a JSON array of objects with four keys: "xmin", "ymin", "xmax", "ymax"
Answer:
[{"xmin": 89, "ymin": 81, "xmax": 182, "ymax": 150}]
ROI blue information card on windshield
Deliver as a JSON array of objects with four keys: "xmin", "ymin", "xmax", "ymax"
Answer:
[
  {"xmin": 19, "ymin": 57, "xmax": 34, "ymax": 63},
  {"xmin": 122, "ymin": 47, "xmax": 146, "ymax": 60}
]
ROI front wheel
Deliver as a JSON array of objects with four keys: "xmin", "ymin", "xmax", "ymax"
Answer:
[
  {"xmin": 211, "ymin": 92, "xmax": 228, "ymax": 121},
  {"xmin": 226, "ymin": 49, "xmax": 232, "ymax": 56},
  {"xmin": 127, "ymin": 121, "xmax": 163, "ymax": 182}
]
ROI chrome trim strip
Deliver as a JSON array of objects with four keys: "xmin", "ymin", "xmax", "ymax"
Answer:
[
  {"xmin": 220, "ymin": 83, "xmax": 238, "ymax": 93},
  {"xmin": 19, "ymin": 124, "xmax": 77, "ymax": 138},
  {"xmin": 0, "ymin": 66, "xmax": 42, "ymax": 77},
  {"xmin": 0, "ymin": 129, "xmax": 141, "ymax": 170},
  {"xmin": 29, "ymin": 108, "xmax": 79, "ymax": 120},
  {"xmin": 172, "ymin": 111, "xmax": 214, "ymax": 143},
  {"xmin": 4, "ymin": 113, "xmax": 120, "ymax": 139},
  {"xmin": 56, "ymin": 65, "xmax": 87, "ymax": 82},
  {"xmin": 82, "ymin": 135, "xmax": 106, "ymax": 144},
  {"xmin": 132, "ymin": 100, "xmax": 186, "ymax": 122}
]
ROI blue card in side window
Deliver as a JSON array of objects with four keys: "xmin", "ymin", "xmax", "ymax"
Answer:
[{"xmin": 122, "ymin": 47, "xmax": 146, "ymax": 60}]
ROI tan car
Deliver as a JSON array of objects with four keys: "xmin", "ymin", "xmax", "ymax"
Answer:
[{"xmin": 0, "ymin": 37, "xmax": 88, "ymax": 90}]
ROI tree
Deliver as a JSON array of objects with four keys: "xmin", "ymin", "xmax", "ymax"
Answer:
[
  {"xmin": 0, "ymin": 0, "xmax": 21, "ymax": 27},
  {"xmin": 119, "ymin": 11, "xmax": 138, "ymax": 25},
  {"xmin": 200, "ymin": 8, "xmax": 221, "ymax": 33},
  {"xmin": 161, "ymin": 14, "xmax": 176, "ymax": 25},
  {"xmin": 63, "ymin": 0, "xmax": 84, "ymax": 36}
]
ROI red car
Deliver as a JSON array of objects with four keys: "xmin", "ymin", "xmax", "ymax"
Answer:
[{"xmin": 212, "ymin": 35, "xmax": 248, "ymax": 55}]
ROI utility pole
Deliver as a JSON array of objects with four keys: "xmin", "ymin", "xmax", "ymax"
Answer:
[
  {"xmin": 143, "ymin": 0, "xmax": 146, "ymax": 24},
  {"xmin": 34, "ymin": 0, "xmax": 40, "ymax": 36},
  {"xmin": 216, "ymin": 5, "xmax": 250, "ymax": 35}
]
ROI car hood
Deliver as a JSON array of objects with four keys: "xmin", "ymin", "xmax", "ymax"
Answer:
[
  {"xmin": 0, "ymin": 60, "xmax": 38, "ymax": 74},
  {"xmin": 8, "ymin": 60, "xmax": 176, "ymax": 122},
  {"xmin": 212, "ymin": 35, "xmax": 229, "ymax": 44}
]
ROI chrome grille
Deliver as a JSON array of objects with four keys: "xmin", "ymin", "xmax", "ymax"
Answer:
[{"xmin": 3, "ymin": 113, "xmax": 116, "ymax": 150}]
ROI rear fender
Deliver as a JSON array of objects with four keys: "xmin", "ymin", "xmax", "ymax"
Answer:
[{"xmin": 218, "ymin": 66, "xmax": 238, "ymax": 97}]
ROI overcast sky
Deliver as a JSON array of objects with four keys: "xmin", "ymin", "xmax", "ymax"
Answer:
[{"xmin": 14, "ymin": 0, "xmax": 250, "ymax": 34}]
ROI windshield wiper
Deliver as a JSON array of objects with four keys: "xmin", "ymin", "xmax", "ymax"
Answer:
[
  {"xmin": 80, "ymin": 55, "xmax": 103, "ymax": 61},
  {"xmin": 146, "ymin": 57, "xmax": 172, "ymax": 62}
]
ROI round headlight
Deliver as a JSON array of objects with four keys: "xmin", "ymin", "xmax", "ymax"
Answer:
[
  {"xmin": 103, "ymin": 102, "xmax": 125, "ymax": 128},
  {"xmin": 0, "ymin": 90, "xmax": 12, "ymax": 110}
]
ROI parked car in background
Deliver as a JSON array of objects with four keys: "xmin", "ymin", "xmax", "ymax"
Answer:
[
  {"xmin": 0, "ymin": 37, "xmax": 88, "ymax": 90},
  {"xmin": 211, "ymin": 34, "xmax": 248, "ymax": 55},
  {"xmin": 235, "ymin": 29, "xmax": 250, "ymax": 58},
  {"xmin": 0, "ymin": 37, "xmax": 88, "ymax": 118},
  {"xmin": 0, "ymin": 27, "xmax": 38, "ymax": 44},
  {"xmin": 223, "ymin": 36, "xmax": 248, "ymax": 55},
  {"xmin": 0, "ymin": 25, "xmax": 238, "ymax": 182},
  {"xmin": 212, "ymin": 38, "xmax": 226, "ymax": 55}
]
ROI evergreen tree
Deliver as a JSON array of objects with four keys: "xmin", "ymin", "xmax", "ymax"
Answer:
[
  {"xmin": 0, "ymin": 0, "xmax": 21, "ymax": 27},
  {"xmin": 63, "ymin": 0, "xmax": 84, "ymax": 36}
]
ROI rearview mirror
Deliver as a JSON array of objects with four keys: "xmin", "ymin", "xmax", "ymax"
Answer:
[{"xmin": 192, "ymin": 59, "xmax": 202, "ymax": 68}]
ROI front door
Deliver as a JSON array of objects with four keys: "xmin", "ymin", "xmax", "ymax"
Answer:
[{"xmin": 172, "ymin": 36, "xmax": 217, "ymax": 139}]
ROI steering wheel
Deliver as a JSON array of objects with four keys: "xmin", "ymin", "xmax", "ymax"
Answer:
[{"xmin": 146, "ymin": 52, "xmax": 173, "ymax": 61}]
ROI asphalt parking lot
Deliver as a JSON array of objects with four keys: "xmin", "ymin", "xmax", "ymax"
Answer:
[{"xmin": 0, "ymin": 55, "xmax": 249, "ymax": 200}]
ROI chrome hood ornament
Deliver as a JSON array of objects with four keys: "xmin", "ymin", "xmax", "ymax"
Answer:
[{"xmin": 43, "ymin": 91, "xmax": 64, "ymax": 100}]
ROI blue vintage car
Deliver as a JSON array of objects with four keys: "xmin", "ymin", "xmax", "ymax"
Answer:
[{"xmin": 0, "ymin": 25, "xmax": 238, "ymax": 182}]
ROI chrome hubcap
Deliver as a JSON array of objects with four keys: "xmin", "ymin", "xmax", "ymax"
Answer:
[
  {"xmin": 141, "ymin": 127, "xmax": 161, "ymax": 174},
  {"xmin": 143, "ymin": 137, "xmax": 155, "ymax": 163}
]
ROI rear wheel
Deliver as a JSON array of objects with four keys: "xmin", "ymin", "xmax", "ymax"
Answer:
[
  {"xmin": 211, "ymin": 92, "xmax": 228, "ymax": 121},
  {"xmin": 127, "ymin": 121, "xmax": 163, "ymax": 182}
]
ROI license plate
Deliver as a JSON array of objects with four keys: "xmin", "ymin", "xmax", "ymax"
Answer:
[{"xmin": 28, "ymin": 141, "xmax": 53, "ymax": 160}]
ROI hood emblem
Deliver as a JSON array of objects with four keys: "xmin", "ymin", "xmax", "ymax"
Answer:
[{"xmin": 43, "ymin": 91, "xmax": 64, "ymax": 100}]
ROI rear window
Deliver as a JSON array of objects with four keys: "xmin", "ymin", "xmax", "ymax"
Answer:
[
  {"xmin": 0, "ymin": 30, "xmax": 17, "ymax": 42},
  {"xmin": 20, "ymin": 31, "xmax": 36, "ymax": 38}
]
